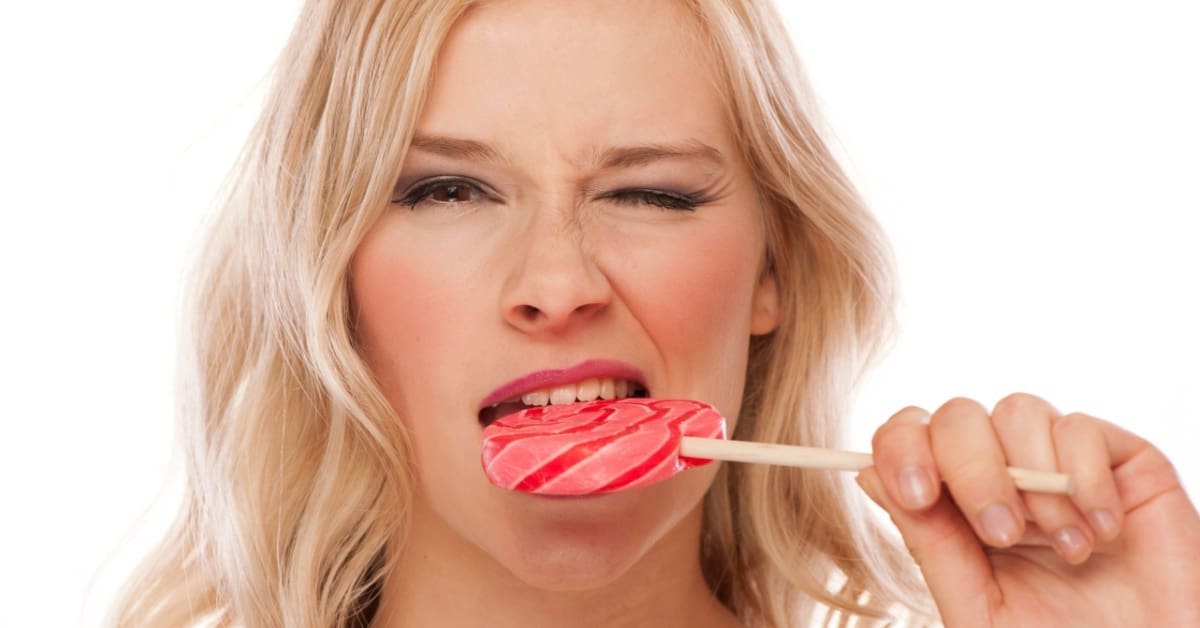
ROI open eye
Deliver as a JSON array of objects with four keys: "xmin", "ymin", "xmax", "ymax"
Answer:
[{"xmin": 394, "ymin": 177, "xmax": 490, "ymax": 208}]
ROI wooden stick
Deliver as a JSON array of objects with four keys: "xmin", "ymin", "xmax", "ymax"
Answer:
[{"xmin": 679, "ymin": 436, "xmax": 1075, "ymax": 495}]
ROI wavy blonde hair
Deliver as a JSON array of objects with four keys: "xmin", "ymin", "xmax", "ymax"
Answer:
[{"xmin": 111, "ymin": 0, "xmax": 929, "ymax": 626}]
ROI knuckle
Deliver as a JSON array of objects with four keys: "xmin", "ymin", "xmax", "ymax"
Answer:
[
  {"xmin": 896, "ymin": 405, "xmax": 930, "ymax": 420},
  {"xmin": 931, "ymin": 396, "xmax": 986, "ymax": 425},
  {"xmin": 873, "ymin": 406, "xmax": 931, "ymax": 450},
  {"xmin": 992, "ymin": 391, "xmax": 1052, "ymax": 420},
  {"xmin": 871, "ymin": 420, "xmax": 925, "ymax": 457},
  {"xmin": 1053, "ymin": 412, "xmax": 1093, "ymax": 439},
  {"xmin": 1140, "ymin": 443, "xmax": 1182, "ymax": 483}
]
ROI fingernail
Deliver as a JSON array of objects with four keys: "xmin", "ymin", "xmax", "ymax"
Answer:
[
  {"xmin": 1053, "ymin": 526, "xmax": 1088, "ymax": 560},
  {"xmin": 979, "ymin": 503, "xmax": 1020, "ymax": 546},
  {"xmin": 898, "ymin": 466, "xmax": 934, "ymax": 509},
  {"xmin": 1089, "ymin": 509, "xmax": 1118, "ymax": 540}
]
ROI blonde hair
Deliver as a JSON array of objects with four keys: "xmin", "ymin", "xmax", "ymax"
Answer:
[{"xmin": 111, "ymin": 0, "xmax": 929, "ymax": 626}]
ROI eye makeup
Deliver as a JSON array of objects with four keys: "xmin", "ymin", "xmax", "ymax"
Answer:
[
  {"xmin": 391, "ymin": 175, "xmax": 499, "ymax": 209},
  {"xmin": 601, "ymin": 188, "xmax": 710, "ymax": 211},
  {"xmin": 391, "ymin": 172, "xmax": 720, "ymax": 213}
]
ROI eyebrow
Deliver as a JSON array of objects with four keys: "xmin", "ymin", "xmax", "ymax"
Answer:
[
  {"xmin": 408, "ymin": 134, "xmax": 725, "ymax": 170},
  {"xmin": 409, "ymin": 135, "xmax": 507, "ymax": 164}
]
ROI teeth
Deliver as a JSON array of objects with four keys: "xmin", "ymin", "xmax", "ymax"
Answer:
[
  {"xmin": 521, "ymin": 390, "xmax": 549, "ymax": 406},
  {"xmin": 518, "ymin": 378, "xmax": 639, "ymax": 407},
  {"xmin": 549, "ymin": 386, "xmax": 576, "ymax": 405},
  {"xmin": 599, "ymin": 378, "xmax": 615, "ymax": 400},
  {"xmin": 577, "ymin": 378, "xmax": 600, "ymax": 402}
]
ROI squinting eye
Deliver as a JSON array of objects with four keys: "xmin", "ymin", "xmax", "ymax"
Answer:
[
  {"xmin": 394, "ymin": 178, "xmax": 488, "ymax": 208},
  {"xmin": 605, "ymin": 189, "xmax": 702, "ymax": 212}
]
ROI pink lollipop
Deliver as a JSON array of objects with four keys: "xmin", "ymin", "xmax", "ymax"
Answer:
[
  {"xmin": 481, "ymin": 398, "xmax": 726, "ymax": 495},
  {"xmin": 481, "ymin": 397, "xmax": 1076, "ymax": 496}
]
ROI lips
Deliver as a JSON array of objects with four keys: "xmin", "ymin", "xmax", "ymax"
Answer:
[{"xmin": 477, "ymin": 359, "xmax": 650, "ymax": 426}]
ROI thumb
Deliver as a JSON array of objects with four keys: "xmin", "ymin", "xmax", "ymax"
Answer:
[{"xmin": 857, "ymin": 466, "xmax": 1002, "ymax": 625}]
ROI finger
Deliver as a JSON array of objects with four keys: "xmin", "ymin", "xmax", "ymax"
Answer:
[
  {"xmin": 871, "ymin": 406, "xmax": 940, "ymax": 511},
  {"xmin": 992, "ymin": 393, "xmax": 1093, "ymax": 563},
  {"xmin": 1094, "ymin": 417, "xmax": 1200, "ymax": 615},
  {"xmin": 1053, "ymin": 412, "xmax": 1123, "ymax": 542},
  {"xmin": 856, "ymin": 466, "xmax": 1000, "ymax": 626},
  {"xmin": 930, "ymin": 397, "xmax": 1025, "ymax": 548},
  {"xmin": 1092, "ymin": 417, "xmax": 1182, "ymax": 515}
]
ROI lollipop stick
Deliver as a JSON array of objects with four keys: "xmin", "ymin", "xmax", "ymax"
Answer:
[{"xmin": 679, "ymin": 436, "xmax": 1074, "ymax": 495}]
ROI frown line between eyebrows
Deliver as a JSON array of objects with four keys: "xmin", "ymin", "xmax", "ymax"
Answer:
[
  {"xmin": 586, "ymin": 139, "xmax": 726, "ymax": 171},
  {"xmin": 407, "ymin": 134, "xmax": 727, "ymax": 172}
]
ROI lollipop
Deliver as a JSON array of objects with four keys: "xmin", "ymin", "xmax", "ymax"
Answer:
[
  {"xmin": 480, "ymin": 398, "xmax": 1075, "ymax": 496},
  {"xmin": 481, "ymin": 398, "xmax": 723, "ymax": 495}
]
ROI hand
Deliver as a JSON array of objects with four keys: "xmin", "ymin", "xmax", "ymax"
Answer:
[{"xmin": 859, "ymin": 393, "xmax": 1200, "ymax": 627}]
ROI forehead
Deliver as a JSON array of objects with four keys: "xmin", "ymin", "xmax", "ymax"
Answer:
[{"xmin": 416, "ymin": 0, "xmax": 731, "ymax": 160}]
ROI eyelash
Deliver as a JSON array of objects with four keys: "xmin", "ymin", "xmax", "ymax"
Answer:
[{"xmin": 393, "ymin": 177, "xmax": 705, "ymax": 212}]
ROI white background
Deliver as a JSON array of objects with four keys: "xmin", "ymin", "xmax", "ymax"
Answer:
[{"xmin": 0, "ymin": 1, "xmax": 1195, "ymax": 625}]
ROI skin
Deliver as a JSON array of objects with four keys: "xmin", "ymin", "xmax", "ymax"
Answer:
[
  {"xmin": 353, "ymin": 1, "xmax": 775, "ymax": 626},
  {"xmin": 351, "ymin": 1, "xmax": 1200, "ymax": 626},
  {"xmin": 862, "ymin": 395, "xmax": 1200, "ymax": 625}
]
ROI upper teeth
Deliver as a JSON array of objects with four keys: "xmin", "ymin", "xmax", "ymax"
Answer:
[{"xmin": 517, "ymin": 378, "xmax": 639, "ymax": 407}]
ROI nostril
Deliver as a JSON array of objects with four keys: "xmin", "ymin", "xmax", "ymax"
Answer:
[
  {"xmin": 572, "ymin": 302, "xmax": 601, "ymax": 317},
  {"xmin": 504, "ymin": 290, "xmax": 608, "ymax": 333}
]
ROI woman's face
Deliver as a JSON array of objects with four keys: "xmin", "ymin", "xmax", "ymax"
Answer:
[{"xmin": 352, "ymin": 0, "xmax": 779, "ymax": 589}]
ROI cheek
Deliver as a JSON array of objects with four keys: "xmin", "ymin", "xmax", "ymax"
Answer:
[
  {"xmin": 352, "ymin": 229, "xmax": 505, "ymax": 558},
  {"xmin": 349, "ymin": 224, "xmax": 485, "ymax": 472},
  {"xmin": 350, "ymin": 221, "xmax": 486, "ymax": 389},
  {"xmin": 353, "ymin": 245, "xmax": 433, "ymax": 366},
  {"xmin": 604, "ymin": 216, "xmax": 763, "ymax": 366}
]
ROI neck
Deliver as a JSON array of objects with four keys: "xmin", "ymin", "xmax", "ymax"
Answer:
[{"xmin": 371, "ymin": 496, "xmax": 740, "ymax": 628}]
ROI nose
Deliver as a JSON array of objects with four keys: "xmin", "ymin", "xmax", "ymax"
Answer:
[{"xmin": 500, "ymin": 216, "xmax": 611, "ymax": 337}]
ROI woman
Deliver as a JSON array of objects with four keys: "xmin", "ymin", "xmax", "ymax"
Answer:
[{"xmin": 111, "ymin": 0, "xmax": 1200, "ymax": 626}]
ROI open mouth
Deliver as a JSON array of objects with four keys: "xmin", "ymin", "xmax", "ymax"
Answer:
[{"xmin": 478, "ymin": 377, "xmax": 649, "ymax": 426}]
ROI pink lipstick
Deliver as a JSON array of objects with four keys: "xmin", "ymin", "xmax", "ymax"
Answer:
[{"xmin": 477, "ymin": 359, "xmax": 648, "ymax": 425}]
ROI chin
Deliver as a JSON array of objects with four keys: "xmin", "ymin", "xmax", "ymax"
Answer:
[{"xmin": 487, "ymin": 473, "xmax": 712, "ymax": 591}]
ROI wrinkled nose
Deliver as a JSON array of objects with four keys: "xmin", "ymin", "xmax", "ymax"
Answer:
[{"xmin": 499, "ymin": 217, "xmax": 611, "ymax": 337}]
